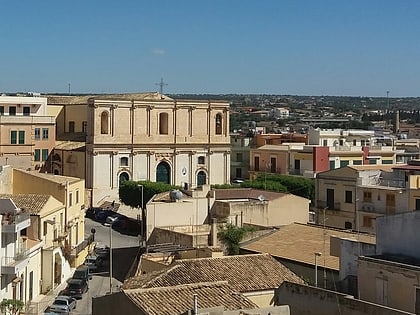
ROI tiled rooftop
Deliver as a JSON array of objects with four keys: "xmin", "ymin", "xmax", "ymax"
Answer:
[
  {"xmin": 123, "ymin": 253, "xmax": 304, "ymax": 292},
  {"xmin": 0, "ymin": 194, "xmax": 52, "ymax": 214},
  {"xmin": 124, "ymin": 281, "xmax": 257, "ymax": 315},
  {"xmin": 241, "ymin": 223, "xmax": 376, "ymax": 271}
]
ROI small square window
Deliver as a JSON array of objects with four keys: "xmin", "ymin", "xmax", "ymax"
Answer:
[
  {"xmin": 9, "ymin": 107, "xmax": 16, "ymax": 116},
  {"xmin": 198, "ymin": 156, "xmax": 205, "ymax": 164},
  {"xmin": 23, "ymin": 107, "xmax": 30, "ymax": 116}
]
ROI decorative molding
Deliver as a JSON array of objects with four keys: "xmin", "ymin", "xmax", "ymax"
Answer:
[
  {"xmin": 149, "ymin": 151, "xmax": 155, "ymax": 155},
  {"xmin": 112, "ymin": 151, "xmax": 119, "ymax": 155},
  {"xmin": 111, "ymin": 104, "xmax": 118, "ymax": 110},
  {"xmin": 147, "ymin": 105, "xmax": 155, "ymax": 111}
]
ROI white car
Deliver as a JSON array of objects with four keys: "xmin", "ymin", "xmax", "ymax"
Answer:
[{"xmin": 49, "ymin": 296, "xmax": 77, "ymax": 314}]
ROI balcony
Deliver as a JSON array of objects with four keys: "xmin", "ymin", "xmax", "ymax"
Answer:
[
  {"xmin": 2, "ymin": 212, "xmax": 30, "ymax": 233},
  {"xmin": 1, "ymin": 246, "xmax": 29, "ymax": 275}
]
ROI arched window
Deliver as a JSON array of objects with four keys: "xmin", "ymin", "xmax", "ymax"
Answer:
[
  {"xmin": 215, "ymin": 113, "xmax": 222, "ymax": 135},
  {"xmin": 159, "ymin": 112, "xmax": 168, "ymax": 134},
  {"xmin": 197, "ymin": 171, "xmax": 207, "ymax": 186},
  {"xmin": 101, "ymin": 111, "xmax": 109, "ymax": 134},
  {"xmin": 120, "ymin": 157, "xmax": 129, "ymax": 167},
  {"xmin": 119, "ymin": 172, "xmax": 130, "ymax": 186},
  {"xmin": 156, "ymin": 161, "xmax": 170, "ymax": 184}
]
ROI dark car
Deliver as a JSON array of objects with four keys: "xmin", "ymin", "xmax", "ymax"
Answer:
[
  {"xmin": 60, "ymin": 279, "xmax": 88, "ymax": 300},
  {"xmin": 94, "ymin": 243, "xmax": 110, "ymax": 260},
  {"xmin": 71, "ymin": 265, "xmax": 92, "ymax": 282},
  {"xmin": 85, "ymin": 207, "xmax": 103, "ymax": 220},
  {"xmin": 94, "ymin": 209, "xmax": 116, "ymax": 223}
]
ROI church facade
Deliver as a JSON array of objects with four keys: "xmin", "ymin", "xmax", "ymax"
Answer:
[{"xmin": 85, "ymin": 93, "xmax": 230, "ymax": 205}]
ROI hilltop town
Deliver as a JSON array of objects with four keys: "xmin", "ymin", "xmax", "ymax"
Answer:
[{"xmin": 0, "ymin": 92, "xmax": 419, "ymax": 315}]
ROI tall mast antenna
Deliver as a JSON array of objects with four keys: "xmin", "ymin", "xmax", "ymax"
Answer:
[{"xmin": 156, "ymin": 78, "xmax": 168, "ymax": 98}]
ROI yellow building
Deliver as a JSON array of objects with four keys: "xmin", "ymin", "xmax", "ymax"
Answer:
[{"xmin": 12, "ymin": 169, "xmax": 88, "ymax": 268}]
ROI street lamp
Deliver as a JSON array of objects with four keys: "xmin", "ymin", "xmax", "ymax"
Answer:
[
  {"xmin": 109, "ymin": 221, "xmax": 114, "ymax": 293},
  {"xmin": 138, "ymin": 184, "xmax": 144, "ymax": 244},
  {"xmin": 314, "ymin": 252, "xmax": 322, "ymax": 287}
]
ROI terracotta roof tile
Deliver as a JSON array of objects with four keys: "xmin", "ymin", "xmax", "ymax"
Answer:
[
  {"xmin": 241, "ymin": 223, "xmax": 376, "ymax": 271},
  {"xmin": 0, "ymin": 194, "xmax": 51, "ymax": 214},
  {"xmin": 124, "ymin": 282, "xmax": 257, "ymax": 315},
  {"xmin": 123, "ymin": 253, "xmax": 304, "ymax": 292}
]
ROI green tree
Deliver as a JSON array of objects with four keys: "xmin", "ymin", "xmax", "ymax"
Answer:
[
  {"xmin": 119, "ymin": 180, "xmax": 181, "ymax": 208},
  {"xmin": 0, "ymin": 299, "xmax": 24, "ymax": 315},
  {"xmin": 218, "ymin": 224, "xmax": 255, "ymax": 255}
]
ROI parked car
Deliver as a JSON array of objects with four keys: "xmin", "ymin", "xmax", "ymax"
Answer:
[
  {"xmin": 84, "ymin": 254, "xmax": 103, "ymax": 272},
  {"xmin": 49, "ymin": 296, "xmax": 76, "ymax": 314},
  {"xmin": 94, "ymin": 209, "xmax": 116, "ymax": 223},
  {"xmin": 94, "ymin": 243, "xmax": 110, "ymax": 260},
  {"xmin": 60, "ymin": 278, "xmax": 89, "ymax": 300},
  {"xmin": 85, "ymin": 207, "xmax": 103, "ymax": 220},
  {"xmin": 71, "ymin": 265, "xmax": 92, "ymax": 282}
]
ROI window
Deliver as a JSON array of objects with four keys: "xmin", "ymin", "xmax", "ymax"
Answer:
[
  {"xmin": 69, "ymin": 192, "xmax": 73, "ymax": 207},
  {"xmin": 236, "ymin": 153, "xmax": 243, "ymax": 162},
  {"xmin": 353, "ymin": 140, "xmax": 356, "ymax": 146},
  {"xmin": 159, "ymin": 112, "xmax": 169, "ymax": 134},
  {"xmin": 215, "ymin": 113, "xmax": 222, "ymax": 135},
  {"xmin": 323, "ymin": 140, "xmax": 328, "ymax": 146},
  {"xmin": 23, "ymin": 107, "xmax": 30, "ymax": 116},
  {"xmin": 10, "ymin": 131, "xmax": 17, "ymax": 144},
  {"xmin": 416, "ymin": 199, "xmax": 420, "ymax": 211},
  {"xmin": 254, "ymin": 156, "xmax": 260, "ymax": 171},
  {"xmin": 76, "ymin": 190, "xmax": 79, "ymax": 204},
  {"xmin": 345, "ymin": 190, "xmax": 353, "ymax": 203},
  {"xmin": 329, "ymin": 160, "xmax": 335, "ymax": 170},
  {"xmin": 0, "ymin": 106, "xmax": 4, "ymax": 115},
  {"xmin": 18, "ymin": 131, "xmax": 25, "ymax": 144},
  {"xmin": 340, "ymin": 160, "xmax": 349, "ymax": 167},
  {"xmin": 42, "ymin": 149, "xmax": 48, "ymax": 161},
  {"xmin": 339, "ymin": 139, "xmax": 344, "ymax": 146},
  {"xmin": 369, "ymin": 159, "xmax": 377, "ymax": 165},
  {"xmin": 345, "ymin": 221, "xmax": 353, "ymax": 229},
  {"xmin": 382, "ymin": 160, "xmax": 393, "ymax": 164},
  {"xmin": 361, "ymin": 140, "xmax": 366, "ymax": 146},
  {"xmin": 82, "ymin": 121, "xmax": 87, "ymax": 133},
  {"xmin": 363, "ymin": 191, "xmax": 372, "ymax": 202},
  {"xmin": 34, "ymin": 128, "xmax": 40, "ymax": 140},
  {"xmin": 9, "ymin": 106, "xmax": 16, "ymax": 116},
  {"xmin": 42, "ymin": 128, "xmax": 49, "ymax": 140},
  {"xmin": 34, "ymin": 149, "xmax": 40, "ymax": 161},
  {"xmin": 198, "ymin": 156, "xmax": 205, "ymax": 164},
  {"xmin": 69, "ymin": 121, "xmax": 75, "ymax": 133},
  {"xmin": 363, "ymin": 216, "xmax": 373, "ymax": 228},
  {"xmin": 120, "ymin": 157, "xmax": 129, "ymax": 167},
  {"xmin": 235, "ymin": 168, "xmax": 242, "ymax": 178},
  {"xmin": 101, "ymin": 111, "xmax": 109, "ymax": 134},
  {"xmin": 353, "ymin": 160, "xmax": 362, "ymax": 165}
]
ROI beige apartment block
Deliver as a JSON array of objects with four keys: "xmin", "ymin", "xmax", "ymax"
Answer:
[
  {"xmin": 12, "ymin": 169, "xmax": 88, "ymax": 268},
  {"xmin": 85, "ymin": 93, "xmax": 231, "ymax": 206},
  {"xmin": 0, "ymin": 95, "xmax": 56, "ymax": 171}
]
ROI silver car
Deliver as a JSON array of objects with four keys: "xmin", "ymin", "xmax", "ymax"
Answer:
[{"xmin": 49, "ymin": 296, "xmax": 77, "ymax": 314}]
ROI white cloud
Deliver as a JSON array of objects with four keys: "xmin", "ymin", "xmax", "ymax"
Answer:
[{"xmin": 152, "ymin": 48, "xmax": 165, "ymax": 55}]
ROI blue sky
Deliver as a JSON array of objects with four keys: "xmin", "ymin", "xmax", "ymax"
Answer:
[{"xmin": 1, "ymin": 1, "xmax": 419, "ymax": 97}]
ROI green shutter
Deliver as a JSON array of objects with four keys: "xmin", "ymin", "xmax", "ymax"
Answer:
[
  {"xmin": 18, "ymin": 131, "xmax": 25, "ymax": 144},
  {"xmin": 10, "ymin": 131, "xmax": 17, "ymax": 144}
]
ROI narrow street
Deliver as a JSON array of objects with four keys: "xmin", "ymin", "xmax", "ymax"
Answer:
[{"xmin": 69, "ymin": 218, "xmax": 140, "ymax": 315}]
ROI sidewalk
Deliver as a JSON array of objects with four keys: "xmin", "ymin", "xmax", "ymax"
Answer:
[{"xmin": 26, "ymin": 281, "xmax": 68, "ymax": 315}]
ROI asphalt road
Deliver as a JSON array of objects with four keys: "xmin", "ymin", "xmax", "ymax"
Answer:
[{"xmin": 56, "ymin": 217, "xmax": 141, "ymax": 315}]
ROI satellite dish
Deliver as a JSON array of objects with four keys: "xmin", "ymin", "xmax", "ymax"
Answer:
[{"xmin": 257, "ymin": 195, "xmax": 265, "ymax": 201}]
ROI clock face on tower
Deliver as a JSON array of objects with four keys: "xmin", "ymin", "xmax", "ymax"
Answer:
[{"xmin": 181, "ymin": 167, "xmax": 187, "ymax": 176}]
